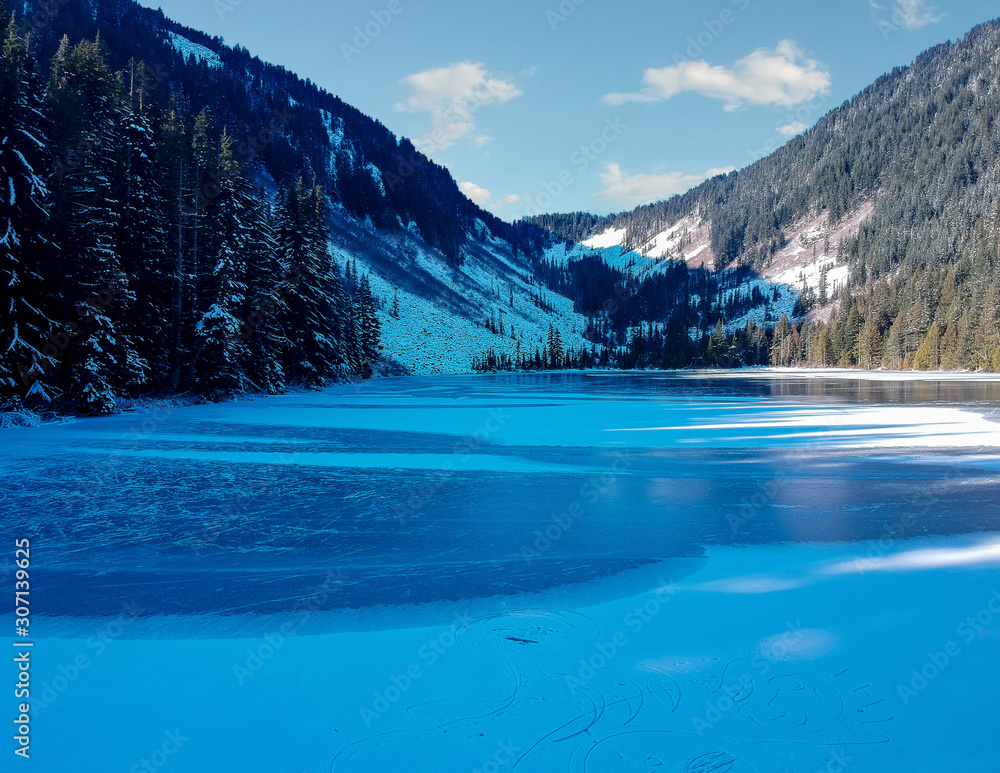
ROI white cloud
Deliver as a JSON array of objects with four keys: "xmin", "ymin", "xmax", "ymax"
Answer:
[
  {"xmin": 893, "ymin": 0, "xmax": 944, "ymax": 29},
  {"xmin": 458, "ymin": 181, "xmax": 491, "ymax": 206},
  {"xmin": 474, "ymin": 135, "xmax": 492, "ymax": 148},
  {"xmin": 596, "ymin": 163, "xmax": 736, "ymax": 208},
  {"xmin": 779, "ymin": 121, "xmax": 810, "ymax": 136},
  {"xmin": 502, "ymin": 194, "xmax": 522, "ymax": 204},
  {"xmin": 396, "ymin": 62, "xmax": 523, "ymax": 151},
  {"xmin": 604, "ymin": 40, "xmax": 831, "ymax": 111}
]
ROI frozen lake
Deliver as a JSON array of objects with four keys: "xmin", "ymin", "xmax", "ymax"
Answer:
[{"xmin": 3, "ymin": 372, "xmax": 1000, "ymax": 771}]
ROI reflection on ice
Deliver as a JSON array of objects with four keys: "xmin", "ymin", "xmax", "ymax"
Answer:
[
  {"xmin": 2, "ymin": 373, "xmax": 1000, "ymax": 618},
  {"xmin": 687, "ymin": 575, "xmax": 812, "ymax": 594},
  {"xmin": 758, "ymin": 628, "xmax": 838, "ymax": 661},
  {"xmin": 607, "ymin": 405, "xmax": 1000, "ymax": 449},
  {"xmin": 823, "ymin": 537, "xmax": 1000, "ymax": 574}
]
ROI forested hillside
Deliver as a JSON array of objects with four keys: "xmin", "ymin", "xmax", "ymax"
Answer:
[
  {"xmin": 0, "ymin": 0, "xmax": 554, "ymax": 413},
  {"xmin": 531, "ymin": 18, "xmax": 1000, "ymax": 371},
  {"xmin": 5, "ymin": 0, "xmax": 1000, "ymax": 414}
]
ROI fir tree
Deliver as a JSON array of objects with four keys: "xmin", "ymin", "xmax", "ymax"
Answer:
[
  {"xmin": 242, "ymin": 196, "xmax": 287, "ymax": 393},
  {"xmin": 47, "ymin": 35, "xmax": 145, "ymax": 412},
  {"xmin": 114, "ymin": 82, "xmax": 171, "ymax": 383},
  {"xmin": 354, "ymin": 273, "xmax": 381, "ymax": 365},
  {"xmin": 0, "ymin": 13, "xmax": 57, "ymax": 399},
  {"xmin": 191, "ymin": 128, "xmax": 250, "ymax": 395},
  {"xmin": 277, "ymin": 180, "xmax": 346, "ymax": 386}
]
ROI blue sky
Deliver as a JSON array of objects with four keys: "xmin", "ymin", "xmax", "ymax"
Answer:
[{"xmin": 138, "ymin": 0, "xmax": 998, "ymax": 219}]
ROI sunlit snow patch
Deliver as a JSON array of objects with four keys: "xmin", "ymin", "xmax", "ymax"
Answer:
[
  {"xmin": 822, "ymin": 538, "xmax": 1000, "ymax": 574},
  {"xmin": 758, "ymin": 628, "xmax": 838, "ymax": 660},
  {"xmin": 167, "ymin": 32, "xmax": 222, "ymax": 68}
]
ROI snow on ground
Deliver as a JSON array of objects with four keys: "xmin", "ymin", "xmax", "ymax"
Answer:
[
  {"xmin": 351, "ymin": 223, "xmax": 591, "ymax": 374},
  {"xmin": 556, "ymin": 241, "xmax": 678, "ymax": 281},
  {"xmin": 761, "ymin": 201, "xmax": 875, "ymax": 321},
  {"xmin": 555, "ymin": 242, "xmax": 798, "ymax": 336},
  {"xmin": 582, "ymin": 214, "xmax": 716, "ymax": 268},
  {"xmin": 742, "ymin": 367, "xmax": 1000, "ymax": 382},
  {"xmin": 716, "ymin": 276, "xmax": 798, "ymax": 333},
  {"xmin": 632, "ymin": 213, "xmax": 716, "ymax": 268},
  {"xmin": 166, "ymin": 32, "xmax": 222, "ymax": 68},
  {"xmin": 576, "ymin": 201, "xmax": 878, "ymax": 327},
  {"xmin": 582, "ymin": 227, "xmax": 627, "ymax": 250}
]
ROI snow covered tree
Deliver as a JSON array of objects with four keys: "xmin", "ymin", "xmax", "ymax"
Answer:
[
  {"xmin": 0, "ymin": 13, "xmax": 57, "ymax": 400},
  {"xmin": 242, "ymin": 196, "xmax": 287, "ymax": 393},
  {"xmin": 277, "ymin": 179, "xmax": 344, "ymax": 386},
  {"xmin": 190, "ymin": 129, "xmax": 250, "ymax": 396},
  {"xmin": 47, "ymin": 35, "xmax": 145, "ymax": 412},
  {"xmin": 114, "ymin": 75, "xmax": 172, "ymax": 383},
  {"xmin": 354, "ymin": 273, "xmax": 381, "ymax": 365},
  {"xmin": 187, "ymin": 108, "xmax": 212, "ymax": 322}
]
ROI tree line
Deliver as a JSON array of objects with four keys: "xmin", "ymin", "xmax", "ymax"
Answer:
[
  {"xmin": 529, "ymin": 19, "xmax": 1000, "ymax": 372},
  {"xmin": 1, "ymin": 18, "xmax": 381, "ymax": 413}
]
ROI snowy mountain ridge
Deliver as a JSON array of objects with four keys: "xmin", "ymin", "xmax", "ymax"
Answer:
[
  {"xmin": 323, "ymin": 207, "xmax": 590, "ymax": 374},
  {"xmin": 579, "ymin": 202, "xmax": 873, "ymax": 322}
]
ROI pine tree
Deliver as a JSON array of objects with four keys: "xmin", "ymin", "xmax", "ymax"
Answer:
[
  {"xmin": 707, "ymin": 320, "xmax": 728, "ymax": 366},
  {"xmin": 243, "ymin": 196, "xmax": 286, "ymax": 393},
  {"xmin": 771, "ymin": 315, "xmax": 791, "ymax": 366},
  {"xmin": 277, "ymin": 180, "xmax": 345, "ymax": 386},
  {"xmin": 155, "ymin": 99, "xmax": 192, "ymax": 390},
  {"xmin": 0, "ymin": 13, "xmax": 57, "ymax": 399},
  {"xmin": 857, "ymin": 313, "xmax": 883, "ymax": 370},
  {"xmin": 114, "ymin": 81, "xmax": 171, "ymax": 383},
  {"xmin": 354, "ymin": 273, "xmax": 381, "ymax": 365},
  {"xmin": 973, "ymin": 285, "xmax": 1000, "ymax": 370},
  {"xmin": 47, "ymin": 35, "xmax": 144, "ymax": 412},
  {"xmin": 546, "ymin": 323, "xmax": 563, "ymax": 369},
  {"xmin": 191, "ymin": 129, "xmax": 250, "ymax": 395},
  {"xmin": 188, "ymin": 108, "xmax": 212, "ymax": 322},
  {"xmin": 913, "ymin": 321, "xmax": 942, "ymax": 370}
]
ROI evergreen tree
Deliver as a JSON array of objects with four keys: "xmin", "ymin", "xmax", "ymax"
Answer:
[
  {"xmin": 706, "ymin": 320, "xmax": 728, "ymax": 366},
  {"xmin": 354, "ymin": 273, "xmax": 381, "ymax": 365},
  {"xmin": 154, "ymin": 99, "xmax": 193, "ymax": 390},
  {"xmin": 277, "ymin": 179, "xmax": 345, "ymax": 386},
  {"xmin": 242, "ymin": 196, "xmax": 287, "ymax": 393},
  {"xmin": 546, "ymin": 323, "xmax": 563, "ymax": 369},
  {"xmin": 47, "ymin": 35, "xmax": 144, "ymax": 412},
  {"xmin": 190, "ymin": 128, "xmax": 250, "ymax": 395},
  {"xmin": 0, "ymin": 13, "xmax": 57, "ymax": 399},
  {"xmin": 114, "ymin": 78, "xmax": 171, "ymax": 383}
]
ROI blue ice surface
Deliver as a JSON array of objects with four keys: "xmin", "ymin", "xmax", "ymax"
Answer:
[
  {"xmin": 2, "ymin": 372, "xmax": 999, "ymax": 620},
  {"xmin": 4, "ymin": 372, "xmax": 1000, "ymax": 773}
]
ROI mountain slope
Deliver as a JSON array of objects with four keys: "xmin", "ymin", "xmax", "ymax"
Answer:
[
  {"xmin": 1, "ymin": 0, "xmax": 595, "ymax": 410},
  {"xmin": 533, "ymin": 17, "xmax": 1000, "ymax": 369}
]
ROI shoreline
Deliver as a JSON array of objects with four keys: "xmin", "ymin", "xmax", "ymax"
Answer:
[{"xmin": 6, "ymin": 367, "xmax": 1000, "ymax": 430}]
